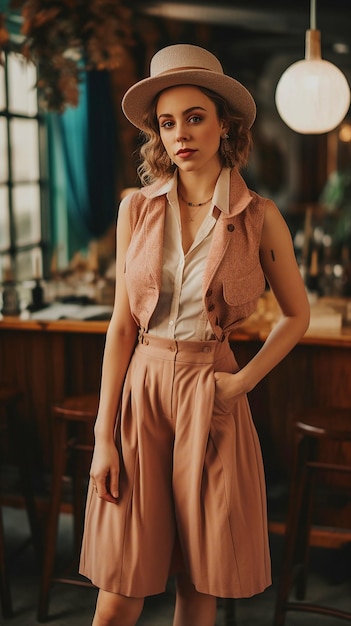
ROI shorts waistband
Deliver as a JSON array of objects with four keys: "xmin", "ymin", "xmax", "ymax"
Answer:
[{"xmin": 137, "ymin": 331, "xmax": 231, "ymax": 364}]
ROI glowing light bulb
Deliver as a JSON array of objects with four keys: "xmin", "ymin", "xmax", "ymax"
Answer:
[{"xmin": 275, "ymin": 29, "xmax": 350, "ymax": 134}]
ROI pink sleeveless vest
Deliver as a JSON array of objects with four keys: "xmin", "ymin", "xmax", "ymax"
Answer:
[{"xmin": 125, "ymin": 169, "xmax": 267, "ymax": 341}]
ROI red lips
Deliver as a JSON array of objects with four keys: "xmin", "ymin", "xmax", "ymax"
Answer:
[{"xmin": 176, "ymin": 148, "xmax": 196, "ymax": 156}]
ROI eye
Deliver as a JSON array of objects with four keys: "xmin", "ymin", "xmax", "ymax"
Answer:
[
  {"xmin": 160, "ymin": 120, "xmax": 174, "ymax": 129},
  {"xmin": 188, "ymin": 115, "xmax": 202, "ymax": 124}
]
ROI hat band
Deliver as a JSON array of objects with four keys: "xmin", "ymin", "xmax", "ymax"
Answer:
[{"xmin": 153, "ymin": 65, "xmax": 221, "ymax": 78}]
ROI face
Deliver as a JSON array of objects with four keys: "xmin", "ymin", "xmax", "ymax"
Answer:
[{"xmin": 156, "ymin": 85, "xmax": 226, "ymax": 173}]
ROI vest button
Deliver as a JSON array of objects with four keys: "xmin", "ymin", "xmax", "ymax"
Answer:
[
  {"xmin": 206, "ymin": 288, "xmax": 213, "ymax": 297},
  {"xmin": 208, "ymin": 304, "xmax": 215, "ymax": 312},
  {"xmin": 227, "ymin": 223, "xmax": 235, "ymax": 232}
]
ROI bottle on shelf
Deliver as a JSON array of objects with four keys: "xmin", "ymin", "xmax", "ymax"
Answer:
[{"xmin": 1, "ymin": 268, "xmax": 20, "ymax": 316}]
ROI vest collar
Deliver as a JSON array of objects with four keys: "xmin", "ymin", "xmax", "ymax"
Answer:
[{"xmin": 140, "ymin": 168, "xmax": 253, "ymax": 218}]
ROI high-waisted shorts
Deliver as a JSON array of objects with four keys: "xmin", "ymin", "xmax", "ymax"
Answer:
[{"xmin": 79, "ymin": 334, "xmax": 271, "ymax": 598}]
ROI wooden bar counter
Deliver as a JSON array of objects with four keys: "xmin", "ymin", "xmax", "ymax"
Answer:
[
  {"xmin": 0, "ymin": 316, "xmax": 107, "ymax": 472},
  {"xmin": 1, "ymin": 304, "xmax": 351, "ymax": 534}
]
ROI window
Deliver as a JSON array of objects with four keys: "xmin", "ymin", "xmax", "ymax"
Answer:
[{"xmin": 0, "ymin": 50, "xmax": 50, "ymax": 283}]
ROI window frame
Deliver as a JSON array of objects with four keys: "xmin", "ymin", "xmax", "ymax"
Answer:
[{"xmin": 0, "ymin": 45, "xmax": 51, "ymax": 283}]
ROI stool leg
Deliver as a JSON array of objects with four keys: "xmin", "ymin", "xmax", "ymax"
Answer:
[
  {"xmin": 71, "ymin": 425, "xmax": 89, "ymax": 558},
  {"xmin": 37, "ymin": 417, "xmax": 67, "ymax": 622},
  {"xmin": 71, "ymin": 443, "xmax": 83, "ymax": 559},
  {"xmin": 295, "ymin": 439, "xmax": 317, "ymax": 601},
  {"xmin": 225, "ymin": 598, "xmax": 237, "ymax": 625},
  {"xmin": 0, "ymin": 505, "xmax": 13, "ymax": 618},
  {"xmin": 273, "ymin": 432, "xmax": 309, "ymax": 626},
  {"xmin": 7, "ymin": 401, "xmax": 43, "ymax": 563}
]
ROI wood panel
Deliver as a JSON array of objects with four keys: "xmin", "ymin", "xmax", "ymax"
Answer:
[{"xmin": 0, "ymin": 327, "xmax": 105, "ymax": 471}]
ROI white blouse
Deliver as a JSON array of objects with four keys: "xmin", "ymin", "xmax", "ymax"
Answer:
[{"xmin": 148, "ymin": 169, "xmax": 230, "ymax": 341}]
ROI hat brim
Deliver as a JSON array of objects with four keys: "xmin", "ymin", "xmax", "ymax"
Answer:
[{"xmin": 121, "ymin": 69, "xmax": 256, "ymax": 130}]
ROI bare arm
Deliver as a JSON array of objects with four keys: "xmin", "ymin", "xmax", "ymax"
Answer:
[
  {"xmin": 90, "ymin": 197, "xmax": 138, "ymax": 502},
  {"xmin": 215, "ymin": 199, "xmax": 310, "ymax": 399}
]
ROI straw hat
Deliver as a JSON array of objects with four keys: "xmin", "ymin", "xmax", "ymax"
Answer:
[{"xmin": 122, "ymin": 44, "xmax": 256, "ymax": 130}]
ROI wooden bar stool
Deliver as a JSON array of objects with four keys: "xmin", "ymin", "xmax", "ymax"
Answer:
[
  {"xmin": 37, "ymin": 393, "xmax": 99, "ymax": 622},
  {"xmin": 0, "ymin": 386, "xmax": 42, "ymax": 618},
  {"xmin": 273, "ymin": 407, "xmax": 351, "ymax": 625}
]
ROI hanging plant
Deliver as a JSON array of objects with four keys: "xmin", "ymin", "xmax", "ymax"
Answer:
[{"xmin": 0, "ymin": 0, "xmax": 134, "ymax": 111}]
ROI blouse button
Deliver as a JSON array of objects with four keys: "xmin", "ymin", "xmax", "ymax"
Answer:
[
  {"xmin": 206, "ymin": 288, "xmax": 213, "ymax": 297},
  {"xmin": 208, "ymin": 304, "xmax": 215, "ymax": 312},
  {"xmin": 227, "ymin": 224, "xmax": 235, "ymax": 232}
]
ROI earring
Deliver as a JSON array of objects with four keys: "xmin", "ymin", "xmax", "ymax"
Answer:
[{"xmin": 220, "ymin": 133, "xmax": 231, "ymax": 158}]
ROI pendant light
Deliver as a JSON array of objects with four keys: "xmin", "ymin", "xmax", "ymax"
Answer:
[{"xmin": 275, "ymin": 0, "xmax": 350, "ymax": 134}]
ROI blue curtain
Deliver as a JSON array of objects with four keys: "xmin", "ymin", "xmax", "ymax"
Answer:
[
  {"xmin": 47, "ymin": 112, "xmax": 72, "ymax": 268},
  {"xmin": 48, "ymin": 70, "xmax": 118, "ymax": 260},
  {"xmin": 86, "ymin": 70, "xmax": 118, "ymax": 238},
  {"xmin": 58, "ymin": 69, "xmax": 117, "ymax": 251}
]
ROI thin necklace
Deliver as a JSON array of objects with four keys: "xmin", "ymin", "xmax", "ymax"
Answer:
[
  {"xmin": 179, "ymin": 192, "xmax": 212, "ymax": 207},
  {"xmin": 179, "ymin": 193, "xmax": 212, "ymax": 222}
]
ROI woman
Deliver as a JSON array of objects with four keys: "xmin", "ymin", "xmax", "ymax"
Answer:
[{"xmin": 80, "ymin": 44, "xmax": 310, "ymax": 626}]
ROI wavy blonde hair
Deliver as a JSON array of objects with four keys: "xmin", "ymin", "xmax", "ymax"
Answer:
[{"xmin": 137, "ymin": 85, "xmax": 253, "ymax": 186}]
